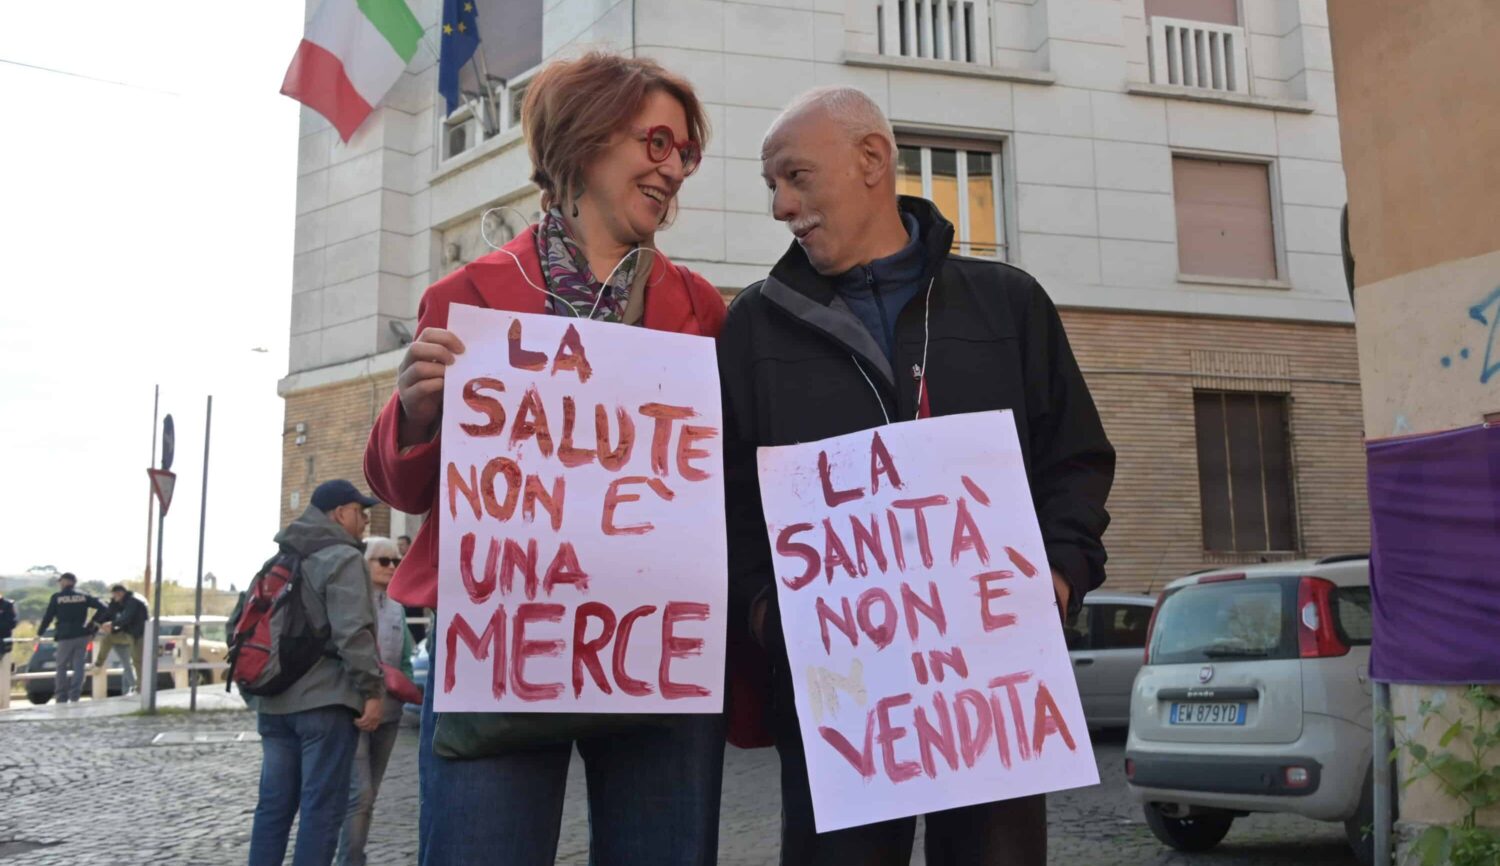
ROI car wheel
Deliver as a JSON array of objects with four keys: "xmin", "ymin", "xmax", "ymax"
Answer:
[
  {"xmin": 1144, "ymin": 804, "xmax": 1233, "ymax": 852},
  {"xmin": 27, "ymin": 692, "xmax": 51, "ymax": 706},
  {"xmin": 1345, "ymin": 767, "xmax": 1376, "ymax": 866}
]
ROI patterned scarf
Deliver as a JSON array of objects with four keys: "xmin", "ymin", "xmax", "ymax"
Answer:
[{"xmin": 533, "ymin": 207, "xmax": 638, "ymax": 322}]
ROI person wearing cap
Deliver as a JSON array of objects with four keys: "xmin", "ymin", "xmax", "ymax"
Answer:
[
  {"xmin": 94, "ymin": 584, "xmax": 148, "ymax": 694},
  {"xmin": 249, "ymin": 479, "xmax": 386, "ymax": 866},
  {"xmin": 36, "ymin": 572, "xmax": 107, "ymax": 704}
]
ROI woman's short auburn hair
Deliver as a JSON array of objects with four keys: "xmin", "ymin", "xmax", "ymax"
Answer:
[{"xmin": 521, "ymin": 52, "xmax": 709, "ymax": 212}]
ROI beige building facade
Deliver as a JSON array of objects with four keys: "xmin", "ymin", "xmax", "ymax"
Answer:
[{"xmin": 280, "ymin": 0, "xmax": 1369, "ymax": 593}]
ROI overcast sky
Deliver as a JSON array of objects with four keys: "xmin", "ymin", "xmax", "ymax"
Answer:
[{"xmin": 1, "ymin": 3, "xmax": 306, "ymax": 589}]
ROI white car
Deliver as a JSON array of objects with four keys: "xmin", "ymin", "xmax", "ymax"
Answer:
[
  {"xmin": 157, "ymin": 615, "xmax": 231, "ymax": 684},
  {"xmin": 1124, "ymin": 555, "xmax": 1374, "ymax": 865},
  {"xmin": 1065, "ymin": 592, "xmax": 1156, "ymax": 729}
]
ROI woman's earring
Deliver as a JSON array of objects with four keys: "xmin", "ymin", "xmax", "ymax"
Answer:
[{"xmin": 572, "ymin": 200, "xmax": 579, "ymax": 218}]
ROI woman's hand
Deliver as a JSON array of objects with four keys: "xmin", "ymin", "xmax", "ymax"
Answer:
[{"xmin": 396, "ymin": 328, "xmax": 465, "ymax": 447}]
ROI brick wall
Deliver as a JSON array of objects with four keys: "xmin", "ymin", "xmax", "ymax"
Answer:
[
  {"xmin": 277, "ymin": 309, "xmax": 1368, "ymax": 596},
  {"xmin": 280, "ymin": 372, "xmax": 399, "ymax": 537},
  {"xmin": 1062, "ymin": 309, "xmax": 1368, "ymax": 594}
]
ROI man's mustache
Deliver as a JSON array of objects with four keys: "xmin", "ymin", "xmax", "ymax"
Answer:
[{"xmin": 789, "ymin": 217, "xmax": 822, "ymax": 237}]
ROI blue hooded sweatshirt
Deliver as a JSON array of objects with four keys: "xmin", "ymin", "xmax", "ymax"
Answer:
[{"xmin": 830, "ymin": 211, "xmax": 927, "ymax": 365}]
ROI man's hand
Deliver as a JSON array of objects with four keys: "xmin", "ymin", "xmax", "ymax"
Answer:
[
  {"xmin": 355, "ymin": 697, "xmax": 382, "ymax": 732},
  {"xmin": 1051, "ymin": 568, "xmax": 1072, "ymax": 621},
  {"xmin": 99, "ymin": 623, "xmax": 112, "ymax": 634}
]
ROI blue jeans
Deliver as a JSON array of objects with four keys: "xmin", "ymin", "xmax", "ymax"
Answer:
[
  {"xmin": 418, "ymin": 626, "xmax": 727, "ymax": 866},
  {"xmin": 251, "ymin": 706, "xmax": 360, "ymax": 866}
]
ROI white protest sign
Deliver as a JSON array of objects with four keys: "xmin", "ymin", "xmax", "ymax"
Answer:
[
  {"xmin": 437, "ymin": 304, "xmax": 725, "ymax": 713},
  {"xmin": 757, "ymin": 411, "xmax": 1097, "ymax": 831}
]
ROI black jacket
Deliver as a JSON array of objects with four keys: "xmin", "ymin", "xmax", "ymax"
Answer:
[
  {"xmin": 37, "ymin": 589, "xmax": 107, "ymax": 641},
  {"xmin": 0, "ymin": 597, "xmax": 16, "ymax": 647},
  {"xmin": 101, "ymin": 593, "xmax": 149, "ymax": 640},
  {"xmin": 718, "ymin": 197, "xmax": 1115, "ymax": 631}
]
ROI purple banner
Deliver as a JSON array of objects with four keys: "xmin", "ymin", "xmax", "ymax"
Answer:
[{"xmin": 1369, "ymin": 423, "xmax": 1500, "ymax": 683}]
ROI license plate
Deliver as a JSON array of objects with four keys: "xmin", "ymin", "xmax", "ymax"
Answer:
[{"xmin": 1169, "ymin": 702, "xmax": 1246, "ymax": 725}]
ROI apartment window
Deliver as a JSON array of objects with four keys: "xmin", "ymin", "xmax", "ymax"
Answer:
[
  {"xmin": 1145, "ymin": 1, "xmax": 1247, "ymax": 94},
  {"xmin": 440, "ymin": 78, "xmax": 529, "ymax": 162},
  {"xmin": 896, "ymin": 140, "xmax": 1005, "ymax": 259},
  {"xmin": 877, "ymin": 0, "xmax": 989, "ymax": 64},
  {"xmin": 1144, "ymin": 0, "xmax": 1238, "ymax": 25},
  {"xmin": 1194, "ymin": 392, "xmax": 1297, "ymax": 553},
  {"xmin": 1173, "ymin": 157, "xmax": 1277, "ymax": 280}
]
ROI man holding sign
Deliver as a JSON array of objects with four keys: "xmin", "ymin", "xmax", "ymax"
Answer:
[{"xmin": 719, "ymin": 87, "xmax": 1115, "ymax": 864}]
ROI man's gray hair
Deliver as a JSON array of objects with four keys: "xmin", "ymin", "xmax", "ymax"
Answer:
[
  {"xmin": 364, "ymin": 536, "xmax": 399, "ymax": 561},
  {"xmin": 769, "ymin": 86, "xmax": 896, "ymax": 152}
]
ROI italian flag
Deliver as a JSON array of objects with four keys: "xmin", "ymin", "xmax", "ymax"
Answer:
[{"xmin": 281, "ymin": 0, "xmax": 424, "ymax": 142}]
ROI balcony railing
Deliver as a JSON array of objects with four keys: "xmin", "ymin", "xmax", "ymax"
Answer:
[
  {"xmin": 878, "ymin": 0, "xmax": 989, "ymax": 65},
  {"xmin": 1148, "ymin": 16, "xmax": 1249, "ymax": 95}
]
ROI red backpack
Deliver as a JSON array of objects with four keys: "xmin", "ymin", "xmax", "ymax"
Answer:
[{"xmin": 226, "ymin": 550, "xmax": 332, "ymax": 696}]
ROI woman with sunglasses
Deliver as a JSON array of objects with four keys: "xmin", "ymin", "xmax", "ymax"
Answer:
[
  {"xmin": 363, "ymin": 52, "xmax": 725, "ymax": 865},
  {"xmin": 336, "ymin": 536, "xmax": 415, "ymax": 866}
]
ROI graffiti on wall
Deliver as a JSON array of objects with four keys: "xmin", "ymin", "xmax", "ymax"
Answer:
[{"xmin": 1440, "ymin": 286, "xmax": 1500, "ymax": 385}]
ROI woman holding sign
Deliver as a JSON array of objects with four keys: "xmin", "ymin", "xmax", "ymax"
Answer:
[{"xmin": 363, "ymin": 52, "xmax": 726, "ymax": 866}]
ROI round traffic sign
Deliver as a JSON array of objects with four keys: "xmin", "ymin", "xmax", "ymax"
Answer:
[{"xmin": 161, "ymin": 414, "xmax": 176, "ymax": 471}]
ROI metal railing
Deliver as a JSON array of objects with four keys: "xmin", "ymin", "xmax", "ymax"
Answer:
[
  {"xmin": 4, "ymin": 613, "xmax": 435, "ymax": 711},
  {"xmin": 1, "ymin": 628, "xmax": 230, "ymax": 711},
  {"xmin": 1149, "ymin": 16, "xmax": 1249, "ymax": 95}
]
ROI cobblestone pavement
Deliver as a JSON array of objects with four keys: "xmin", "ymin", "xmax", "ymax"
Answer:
[{"xmin": 0, "ymin": 715, "xmax": 1357, "ymax": 865}]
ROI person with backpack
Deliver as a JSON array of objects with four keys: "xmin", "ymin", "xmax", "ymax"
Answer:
[
  {"xmin": 36, "ymin": 572, "xmax": 107, "ymax": 704},
  {"xmin": 242, "ymin": 479, "xmax": 385, "ymax": 866},
  {"xmin": 94, "ymin": 584, "xmax": 148, "ymax": 694}
]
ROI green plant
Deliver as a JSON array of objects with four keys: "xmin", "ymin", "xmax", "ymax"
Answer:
[{"xmin": 1391, "ymin": 686, "xmax": 1500, "ymax": 866}]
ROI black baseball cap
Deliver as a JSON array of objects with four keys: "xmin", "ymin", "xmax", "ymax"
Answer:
[
  {"xmin": 311, "ymin": 480, "xmax": 380, "ymax": 512},
  {"xmin": 110, "ymin": 584, "xmax": 128, "ymax": 594}
]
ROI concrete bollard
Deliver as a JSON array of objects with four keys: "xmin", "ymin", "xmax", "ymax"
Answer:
[
  {"xmin": 140, "ymin": 619, "xmax": 156, "ymax": 712},
  {"xmin": 0, "ymin": 650, "xmax": 11, "ymax": 710},
  {"xmin": 91, "ymin": 665, "xmax": 107, "ymax": 701}
]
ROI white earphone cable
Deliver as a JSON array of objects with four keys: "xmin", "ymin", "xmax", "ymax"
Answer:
[{"xmin": 479, "ymin": 205, "xmax": 657, "ymax": 321}]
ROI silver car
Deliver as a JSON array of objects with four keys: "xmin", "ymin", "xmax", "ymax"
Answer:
[
  {"xmin": 1066, "ymin": 592, "xmax": 1156, "ymax": 729},
  {"xmin": 1124, "ymin": 555, "xmax": 1374, "ymax": 864}
]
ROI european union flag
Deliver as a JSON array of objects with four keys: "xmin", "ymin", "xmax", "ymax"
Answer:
[{"xmin": 439, "ymin": 0, "xmax": 481, "ymax": 114}]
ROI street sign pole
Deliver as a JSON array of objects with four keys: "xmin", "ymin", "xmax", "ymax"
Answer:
[
  {"xmin": 143, "ymin": 385, "xmax": 159, "ymax": 602},
  {"xmin": 144, "ymin": 414, "xmax": 176, "ymax": 715},
  {"xmin": 147, "ymin": 501, "xmax": 166, "ymax": 713},
  {"xmin": 190, "ymin": 396, "xmax": 212, "ymax": 712}
]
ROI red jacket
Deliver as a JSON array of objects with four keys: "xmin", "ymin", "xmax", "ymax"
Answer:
[{"xmin": 363, "ymin": 225, "xmax": 725, "ymax": 611}]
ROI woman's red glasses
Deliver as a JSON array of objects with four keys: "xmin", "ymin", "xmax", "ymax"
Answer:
[{"xmin": 637, "ymin": 125, "xmax": 701, "ymax": 176}]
